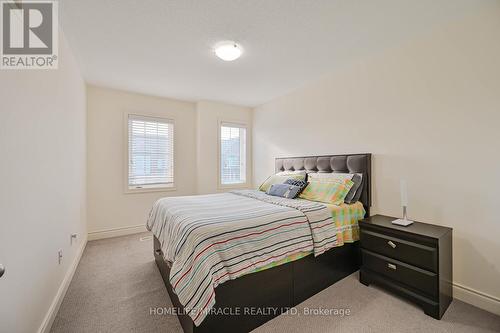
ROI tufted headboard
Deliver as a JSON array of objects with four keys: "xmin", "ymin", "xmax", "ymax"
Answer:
[{"xmin": 275, "ymin": 153, "xmax": 372, "ymax": 216}]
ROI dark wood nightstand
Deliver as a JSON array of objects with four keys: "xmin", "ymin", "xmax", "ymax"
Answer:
[{"xmin": 359, "ymin": 214, "xmax": 453, "ymax": 319}]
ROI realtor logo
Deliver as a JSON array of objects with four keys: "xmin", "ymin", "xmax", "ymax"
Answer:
[{"xmin": 1, "ymin": 1, "xmax": 58, "ymax": 69}]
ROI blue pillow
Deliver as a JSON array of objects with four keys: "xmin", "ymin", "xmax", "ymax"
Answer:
[{"xmin": 266, "ymin": 184, "xmax": 303, "ymax": 199}]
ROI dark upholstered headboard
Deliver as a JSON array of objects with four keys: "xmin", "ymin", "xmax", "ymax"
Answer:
[{"xmin": 275, "ymin": 153, "xmax": 372, "ymax": 216}]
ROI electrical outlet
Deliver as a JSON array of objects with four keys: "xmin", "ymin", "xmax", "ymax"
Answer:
[
  {"xmin": 70, "ymin": 233, "xmax": 77, "ymax": 245},
  {"xmin": 58, "ymin": 250, "xmax": 63, "ymax": 264}
]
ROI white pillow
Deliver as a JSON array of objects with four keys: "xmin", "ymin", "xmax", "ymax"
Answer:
[
  {"xmin": 277, "ymin": 170, "xmax": 307, "ymax": 176},
  {"xmin": 307, "ymin": 172, "xmax": 353, "ymax": 182}
]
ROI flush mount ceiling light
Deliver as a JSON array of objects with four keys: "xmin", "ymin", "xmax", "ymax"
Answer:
[{"xmin": 214, "ymin": 41, "xmax": 242, "ymax": 61}]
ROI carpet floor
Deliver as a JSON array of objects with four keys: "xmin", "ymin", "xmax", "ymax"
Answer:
[{"xmin": 51, "ymin": 233, "xmax": 500, "ymax": 333}]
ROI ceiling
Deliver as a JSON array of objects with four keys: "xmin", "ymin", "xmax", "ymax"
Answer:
[{"xmin": 60, "ymin": 0, "xmax": 483, "ymax": 107}]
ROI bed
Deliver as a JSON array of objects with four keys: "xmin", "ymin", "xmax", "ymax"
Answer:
[{"xmin": 149, "ymin": 153, "xmax": 372, "ymax": 333}]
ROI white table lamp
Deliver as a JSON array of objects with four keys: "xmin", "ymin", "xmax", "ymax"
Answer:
[{"xmin": 392, "ymin": 179, "xmax": 414, "ymax": 226}]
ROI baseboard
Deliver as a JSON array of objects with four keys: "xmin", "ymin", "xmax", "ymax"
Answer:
[
  {"xmin": 38, "ymin": 234, "xmax": 88, "ymax": 333},
  {"xmin": 87, "ymin": 224, "xmax": 147, "ymax": 241},
  {"xmin": 453, "ymin": 282, "xmax": 500, "ymax": 315},
  {"xmin": 37, "ymin": 228, "xmax": 499, "ymax": 329}
]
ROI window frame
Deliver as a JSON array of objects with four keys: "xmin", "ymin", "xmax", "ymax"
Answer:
[
  {"xmin": 123, "ymin": 111, "xmax": 176, "ymax": 194},
  {"xmin": 217, "ymin": 119, "xmax": 251, "ymax": 190}
]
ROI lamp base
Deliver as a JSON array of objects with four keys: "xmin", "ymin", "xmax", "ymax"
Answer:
[{"xmin": 391, "ymin": 219, "xmax": 414, "ymax": 227}]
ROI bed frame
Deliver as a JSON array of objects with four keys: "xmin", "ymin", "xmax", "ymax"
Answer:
[{"xmin": 153, "ymin": 153, "xmax": 372, "ymax": 333}]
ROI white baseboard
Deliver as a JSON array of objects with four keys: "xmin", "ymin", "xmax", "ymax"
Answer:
[
  {"xmin": 453, "ymin": 282, "xmax": 500, "ymax": 316},
  {"xmin": 36, "ymin": 225, "xmax": 499, "ymax": 331},
  {"xmin": 38, "ymin": 234, "xmax": 88, "ymax": 333},
  {"xmin": 87, "ymin": 224, "xmax": 147, "ymax": 241}
]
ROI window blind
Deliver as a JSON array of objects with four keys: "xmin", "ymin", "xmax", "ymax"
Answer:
[
  {"xmin": 128, "ymin": 115, "xmax": 174, "ymax": 189},
  {"xmin": 220, "ymin": 123, "xmax": 246, "ymax": 185}
]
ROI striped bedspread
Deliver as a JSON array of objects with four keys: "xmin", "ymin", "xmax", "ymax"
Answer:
[{"xmin": 146, "ymin": 190, "xmax": 338, "ymax": 326}]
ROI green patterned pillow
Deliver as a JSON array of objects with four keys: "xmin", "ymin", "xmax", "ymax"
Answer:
[
  {"xmin": 258, "ymin": 173, "xmax": 306, "ymax": 192},
  {"xmin": 299, "ymin": 179, "xmax": 354, "ymax": 205}
]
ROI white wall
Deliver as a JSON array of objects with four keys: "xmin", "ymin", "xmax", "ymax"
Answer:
[
  {"xmin": 86, "ymin": 86, "xmax": 197, "ymax": 238},
  {"xmin": 0, "ymin": 32, "xmax": 87, "ymax": 332},
  {"xmin": 86, "ymin": 90, "xmax": 253, "ymax": 238},
  {"xmin": 196, "ymin": 101, "xmax": 253, "ymax": 194},
  {"xmin": 253, "ymin": 4, "xmax": 500, "ymax": 314}
]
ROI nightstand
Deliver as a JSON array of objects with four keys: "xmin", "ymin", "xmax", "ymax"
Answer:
[{"xmin": 359, "ymin": 214, "xmax": 452, "ymax": 319}]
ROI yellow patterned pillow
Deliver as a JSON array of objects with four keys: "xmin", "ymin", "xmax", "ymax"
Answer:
[
  {"xmin": 299, "ymin": 179, "xmax": 354, "ymax": 205},
  {"xmin": 258, "ymin": 173, "xmax": 306, "ymax": 192}
]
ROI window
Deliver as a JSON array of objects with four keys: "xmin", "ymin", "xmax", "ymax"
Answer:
[
  {"xmin": 219, "ymin": 122, "xmax": 247, "ymax": 186},
  {"xmin": 127, "ymin": 114, "xmax": 174, "ymax": 190}
]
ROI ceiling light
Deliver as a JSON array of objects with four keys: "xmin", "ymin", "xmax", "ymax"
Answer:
[{"xmin": 214, "ymin": 41, "xmax": 242, "ymax": 61}]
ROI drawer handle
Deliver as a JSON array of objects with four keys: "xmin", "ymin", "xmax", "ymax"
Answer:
[
  {"xmin": 387, "ymin": 263, "xmax": 397, "ymax": 270},
  {"xmin": 387, "ymin": 240, "xmax": 397, "ymax": 249}
]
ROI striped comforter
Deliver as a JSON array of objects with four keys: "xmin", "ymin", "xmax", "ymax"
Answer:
[{"xmin": 146, "ymin": 190, "xmax": 338, "ymax": 326}]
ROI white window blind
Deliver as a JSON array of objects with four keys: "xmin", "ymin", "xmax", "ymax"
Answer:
[
  {"xmin": 128, "ymin": 115, "xmax": 174, "ymax": 189},
  {"xmin": 220, "ymin": 123, "xmax": 246, "ymax": 185}
]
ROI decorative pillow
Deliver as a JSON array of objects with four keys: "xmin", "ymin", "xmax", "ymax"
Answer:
[
  {"xmin": 284, "ymin": 178, "xmax": 308, "ymax": 194},
  {"xmin": 347, "ymin": 175, "xmax": 364, "ymax": 203},
  {"xmin": 307, "ymin": 172, "xmax": 352, "ymax": 182},
  {"xmin": 258, "ymin": 173, "xmax": 306, "ymax": 192},
  {"xmin": 307, "ymin": 172, "xmax": 363, "ymax": 204},
  {"xmin": 276, "ymin": 170, "xmax": 307, "ymax": 177},
  {"xmin": 267, "ymin": 183, "xmax": 303, "ymax": 199},
  {"xmin": 299, "ymin": 179, "xmax": 354, "ymax": 205}
]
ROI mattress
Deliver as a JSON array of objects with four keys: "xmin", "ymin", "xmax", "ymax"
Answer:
[{"xmin": 146, "ymin": 190, "xmax": 364, "ymax": 325}]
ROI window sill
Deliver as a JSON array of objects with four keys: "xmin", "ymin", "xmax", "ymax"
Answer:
[{"xmin": 124, "ymin": 185, "xmax": 176, "ymax": 194}]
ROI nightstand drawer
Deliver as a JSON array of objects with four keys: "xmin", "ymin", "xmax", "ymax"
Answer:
[
  {"xmin": 362, "ymin": 249, "xmax": 438, "ymax": 298},
  {"xmin": 360, "ymin": 229, "xmax": 438, "ymax": 272}
]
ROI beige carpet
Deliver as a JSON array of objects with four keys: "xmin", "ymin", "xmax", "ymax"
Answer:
[{"xmin": 51, "ymin": 233, "xmax": 500, "ymax": 333}]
